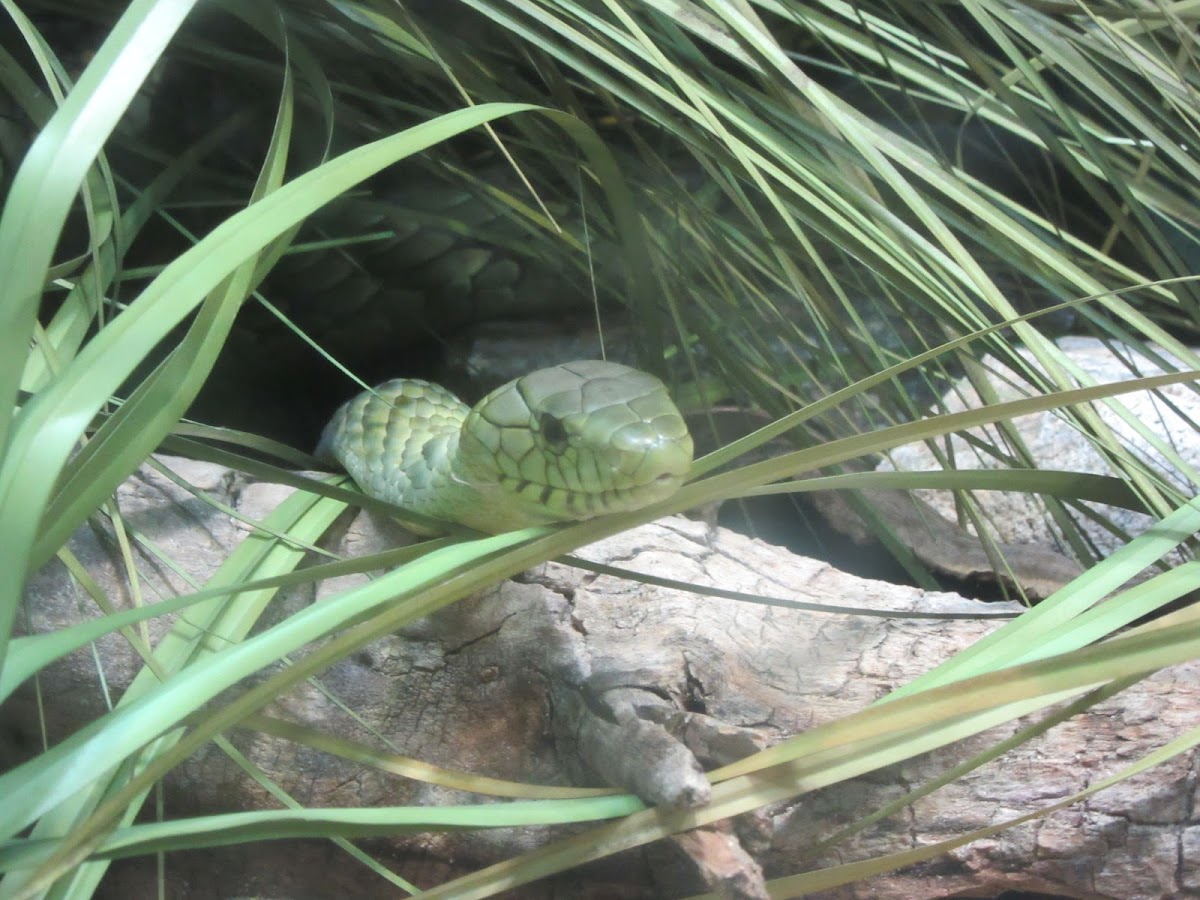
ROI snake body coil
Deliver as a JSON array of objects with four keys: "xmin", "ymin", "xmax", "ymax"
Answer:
[{"xmin": 316, "ymin": 360, "xmax": 693, "ymax": 533}]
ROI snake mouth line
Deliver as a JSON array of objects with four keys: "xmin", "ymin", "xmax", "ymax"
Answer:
[{"xmin": 501, "ymin": 470, "xmax": 686, "ymax": 515}]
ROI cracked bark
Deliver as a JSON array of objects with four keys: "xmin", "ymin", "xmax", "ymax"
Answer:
[{"xmin": 7, "ymin": 455, "xmax": 1200, "ymax": 900}]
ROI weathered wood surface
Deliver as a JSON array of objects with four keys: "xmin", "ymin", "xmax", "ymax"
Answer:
[{"xmin": 8, "ymin": 456, "xmax": 1199, "ymax": 899}]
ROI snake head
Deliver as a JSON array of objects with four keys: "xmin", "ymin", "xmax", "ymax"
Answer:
[{"xmin": 455, "ymin": 360, "xmax": 693, "ymax": 526}]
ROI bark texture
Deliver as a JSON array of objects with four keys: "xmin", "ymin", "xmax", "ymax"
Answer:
[{"xmin": 7, "ymin": 455, "xmax": 1200, "ymax": 899}]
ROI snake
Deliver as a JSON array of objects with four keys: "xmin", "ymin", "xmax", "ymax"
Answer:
[{"xmin": 316, "ymin": 360, "xmax": 694, "ymax": 533}]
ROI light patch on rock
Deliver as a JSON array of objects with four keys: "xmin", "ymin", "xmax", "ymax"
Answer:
[{"xmin": 879, "ymin": 336, "xmax": 1200, "ymax": 562}]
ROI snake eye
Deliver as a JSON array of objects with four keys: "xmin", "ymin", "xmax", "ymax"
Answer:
[{"xmin": 539, "ymin": 414, "xmax": 569, "ymax": 450}]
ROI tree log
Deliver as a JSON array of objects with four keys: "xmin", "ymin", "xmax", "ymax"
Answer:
[{"xmin": 6, "ymin": 455, "xmax": 1199, "ymax": 899}]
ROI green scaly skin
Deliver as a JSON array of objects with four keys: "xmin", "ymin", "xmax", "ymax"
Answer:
[{"xmin": 316, "ymin": 360, "xmax": 694, "ymax": 533}]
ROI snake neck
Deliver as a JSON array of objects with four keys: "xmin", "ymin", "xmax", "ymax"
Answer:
[{"xmin": 448, "ymin": 430, "xmax": 561, "ymax": 532}]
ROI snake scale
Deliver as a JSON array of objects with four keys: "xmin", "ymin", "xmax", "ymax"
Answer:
[{"xmin": 316, "ymin": 360, "xmax": 694, "ymax": 533}]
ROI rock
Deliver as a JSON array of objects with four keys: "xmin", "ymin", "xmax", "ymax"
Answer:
[
  {"xmin": 880, "ymin": 336, "xmax": 1200, "ymax": 562},
  {"xmin": 6, "ymin": 455, "xmax": 1200, "ymax": 898}
]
